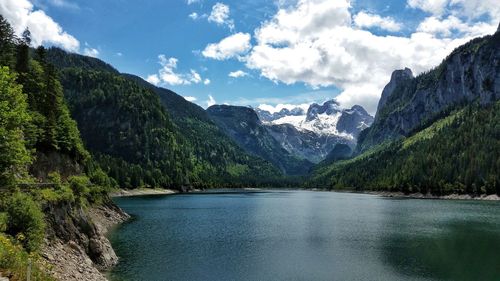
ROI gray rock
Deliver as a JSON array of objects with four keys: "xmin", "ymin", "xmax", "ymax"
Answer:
[{"xmin": 359, "ymin": 29, "xmax": 500, "ymax": 152}]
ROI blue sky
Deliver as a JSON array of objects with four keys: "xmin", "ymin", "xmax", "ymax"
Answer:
[{"xmin": 1, "ymin": 0, "xmax": 498, "ymax": 113}]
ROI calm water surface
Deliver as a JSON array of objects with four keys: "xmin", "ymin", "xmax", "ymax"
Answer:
[{"xmin": 109, "ymin": 190, "xmax": 500, "ymax": 281}]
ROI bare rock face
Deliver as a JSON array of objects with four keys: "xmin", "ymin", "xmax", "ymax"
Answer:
[
  {"xmin": 375, "ymin": 68, "xmax": 413, "ymax": 118},
  {"xmin": 43, "ymin": 200, "xmax": 130, "ymax": 280},
  {"xmin": 358, "ymin": 30, "xmax": 500, "ymax": 152}
]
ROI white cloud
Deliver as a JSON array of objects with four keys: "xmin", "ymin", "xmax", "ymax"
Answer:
[
  {"xmin": 202, "ymin": 32, "xmax": 251, "ymax": 60},
  {"xmin": 204, "ymin": 79, "xmax": 211, "ymax": 85},
  {"xmin": 83, "ymin": 47, "xmax": 99, "ymax": 58},
  {"xmin": 184, "ymin": 96, "xmax": 197, "ymax": 102},
  {"xmin": 258, "ymin": 103, "xmax": 310, "ymax": 114},
  {"xmin": 416, "ymin": 15, "xmax": 496, "ymax": 38},
  {"xmin": 354, "ymin": 11, "xmax": 402, "ymax": 32},
  {"xmin": 407, "ymin": 0, "xmax": 449, "ymax": 15},
  {"xmin": 206, "ymin": 95, "xmax": 216, "ymax": 107},
  {"xmin": 231, "ymin": 90, "xmax": 337, "ymax": 109},
  {"xmin": 407, "ymin": 0, "xmax": 500, "ymax": 21},
  {"xmin": 208, "ymin": 2, "xmax": 234, "ymax": 30},
  {"xmin": 146, "ymin": 74, "xmax": 160, "ymax": 86},
  {"xmin": 116, "ymin": 52, "xmax": 123, "ymax": 57},
  {"xmin": 0, "ymin": 0, "xmax": 80, "ymax": 51},
  {"xmin": 189, "ymin": 12, "xmax": 199, "ymax": 20},
  {"xmin": 228, "ymin": 70, "xmax": 249, "ymax": 78},
  {"xmin": 189, "ymin": 69, "xmax": 202, "ymax": 83},
  {"xmin": 147, "ymin": 55, "xmax": 209, "ymax": 86},
  {"xmin": 187, "ymin": 0, "xmax": 200, "ymax": 4},
  {"xmin": 245, "ymin": 0, "xmax": 497, "ymax": 114}
]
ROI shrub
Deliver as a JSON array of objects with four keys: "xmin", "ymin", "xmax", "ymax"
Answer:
[
  {"xmin": 68, "ymin": 175, "xmax": 91, "ymax": 204},
  {"xmin": 0, "ymin": 234, "xmax": 54, "ymax": 281},
  {"xmin": 5, "ymin": 192, "xmax": 46, "ymax": 253}
]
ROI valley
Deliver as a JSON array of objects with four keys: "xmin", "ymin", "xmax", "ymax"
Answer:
[{"xmin": 0, "ymin": 2, "xmax": 499, "ymax": 280}]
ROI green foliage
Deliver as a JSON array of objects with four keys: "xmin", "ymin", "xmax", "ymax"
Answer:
[
  {"xmin": 0, "ymin": 66, "xmax": 32, "ymax": 187},
  {"xmin": 0, "ymin": 233, "xmax": 55, "ymax": 281},
  {"xmin": 68, "ymin": 175, "xmax": 91, "ymax": 202},
  {"xmin": 0, "ymin": 212, "xmax": 7, "ymax": 232},
  {"xmin": 0, "ymin": 15, "xmax": 16, "ymax": 68},
  {"xmin": 309, "ymin": 102, "xmax": 500, "ymax": 196},
  {"xmin": 46, "ymin": 52, "xmax": 282, "ymax": 189},
  {"xmin": 4, "ymin": 192, "xmax": 46, "ymax": 253}
]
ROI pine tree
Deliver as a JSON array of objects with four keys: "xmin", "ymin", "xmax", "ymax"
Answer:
[{"xmin": 0, "ymin": 67, "xmax": 32, "ymax": 187}]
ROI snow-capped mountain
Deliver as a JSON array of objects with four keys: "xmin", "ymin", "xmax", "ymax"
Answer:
[
  {"xmin": 256, "ymin": 100, "xmax": 373, "ymax": 139},
  {"xmin": 254, "ymin": 100, "xmax": 374, "ymax": 163}
]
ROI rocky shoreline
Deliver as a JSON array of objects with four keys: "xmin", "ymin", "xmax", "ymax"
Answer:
[
  {"xmin": 365, "ymin": 191, "xmax": 500, "ymax": 201},
  {"xmin": 42, "ymin": 201, "xmax": 130, "ymax": 281},
  {"xmin": 110, "ymin": 188, "xmax": 178, "ymax": 197}
]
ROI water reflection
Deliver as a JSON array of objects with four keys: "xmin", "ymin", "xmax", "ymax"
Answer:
[{"xmin": 381, "ymin": 200, "xmax": 500, "ymax": 281}]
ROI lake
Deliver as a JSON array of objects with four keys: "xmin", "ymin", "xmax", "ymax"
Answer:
[{"xmin": 108, "ymin": 190, "xmax": 500, "ymax": 281}]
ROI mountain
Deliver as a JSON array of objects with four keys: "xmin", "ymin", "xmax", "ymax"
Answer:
[
  {"xmin": 45, "ymin": 48, "xmax": 281, "ymax": 189},
  {"xmin": 0, "ymin": 17, "xmax": 126, "ymax": 281},
  {"xmin": 357, "ymin": 28, "xmax": 499, "ymax": 152},
  {"xmin": 309, "ymin": 29, "xmax": 500, "ymax": 196},
  {"xmin": 207, "ymin": 105, "xmax": 314, "ymax": 175},
  {"xmin": 256, "ymin": 100, "xmax": 373, "ymax": 163}
]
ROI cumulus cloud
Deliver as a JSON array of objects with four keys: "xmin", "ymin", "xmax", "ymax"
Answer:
[
  {"xmin": 187, "ymin": 0, "xmax": 200, "ymax": 4},
  {"xmin": 407, "ymin": 0, "xmax": 500, "ymax": 21},
  {"xmin": 184, "ymin": 96, "xmax": 197, "ymax": 102},
  {"xmin": 83, "ymin": 47, "xmax": 99, "ymax": 58},
  {"xmin": 416, "ymin": 15, "xmax": 496, "ymax": 38},
  {"xmin": 244, "ymin": 0, "xmax": 497, "ymax": 114},
  {"xmin": 228, "ymin": 70, "xmax": 249, "ymax": 78},
  {"xmin": 354, "ymin": 11, "xmax": 402, "ymax": 32},
  {"xmin": 208, "ymin": 2, "xmax": 234, "ymax": 30},
  {"xmin": 407, "ymin": 0, "xmax": 449, "ymax": 15},
  {"xmin": 206, "ymin": 95, "xmax": 216, "ymax": 107},
  {"xmin": 204, "ymin": 79, "xmax": 211, "ymax": 85},
  {"xmin": 146, "ymin": 74, "xmax": 161, "ymax": 86},
  {"xmin": 0, "ymin": 0, "xmax": 80, "ymax": 51},
  {"xmin": 202, "ymin": 32, "xmax": 251, "ymax": 60},
  {"xmin": 146, "ymin": 55, "xmax": 208, "ymax": 86}
]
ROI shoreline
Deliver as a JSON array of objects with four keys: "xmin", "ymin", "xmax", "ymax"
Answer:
[
  {"xmin": 110, "ymin": 188, "xmax": 178, "ymax": 197},
  {"xmin": 42, "ymin": 202, "xmax": 130, "ymax": 281},
  {"xmin": 320, "ymin": 189, "xmax": 500, "ymax": 201},
  {"xmin": 111, "ymin": 187, "xmax": 500, "ymax": 201}
]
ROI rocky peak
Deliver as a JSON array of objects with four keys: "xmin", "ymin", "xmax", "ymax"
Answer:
[
  {"xmin": 255, "ymin": 106, "xmax": 305, "ymax": 122},
  {"xmin": 207, "ymin": 105, "xmax": 261, "ymax": 126},
  {"xmin": 306, "ymin": 100, "xmax": 341, "ymax": 121},
  {"xmin": 376, "ymin": 68, "xmax": 414, "ymax": 117},
  {"xmin": 337, "ymin": 105, "xmax": 374, "ymax": 137}
]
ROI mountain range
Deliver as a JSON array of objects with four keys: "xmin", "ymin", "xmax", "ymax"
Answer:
[
  {"xmin": 255, "ymin": 100, "xmax": 373, "ymax": 163},
  {"xmin": 310, "ymin": 25, "xmax": 499, "ymax": 195},
  {"xmin": 7, "ymin": 20, "xmax": 497, "ymax": 193}
]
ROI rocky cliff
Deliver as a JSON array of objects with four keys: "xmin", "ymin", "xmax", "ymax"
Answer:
[
  {"xmin": 358, "ymin": 29, "xmax": 499, "ymax": 152},
  {"xmin": 42, "ymin": 200, "xmax": 129, "ymax": 281}
]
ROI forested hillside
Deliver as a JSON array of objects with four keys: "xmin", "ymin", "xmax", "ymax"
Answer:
[
  {"xmin": 207, "ymin": 104, "xmax": 314, "ymax": 175},
  {"xmin": 309, "ymin": 29, "xmax": 500, "ymax": 196},
  {"xmin": 46, "ymin": 49, "xmax": 282, "ymax": 189},
  {"xmin": 0, "ymin": 16, "xmax": 115, "ymax": 280}
]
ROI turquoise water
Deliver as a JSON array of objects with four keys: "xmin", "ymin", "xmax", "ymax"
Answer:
[{"xmin": 109, "ymin": 190, "xmax": 500, "ymax": 281}]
